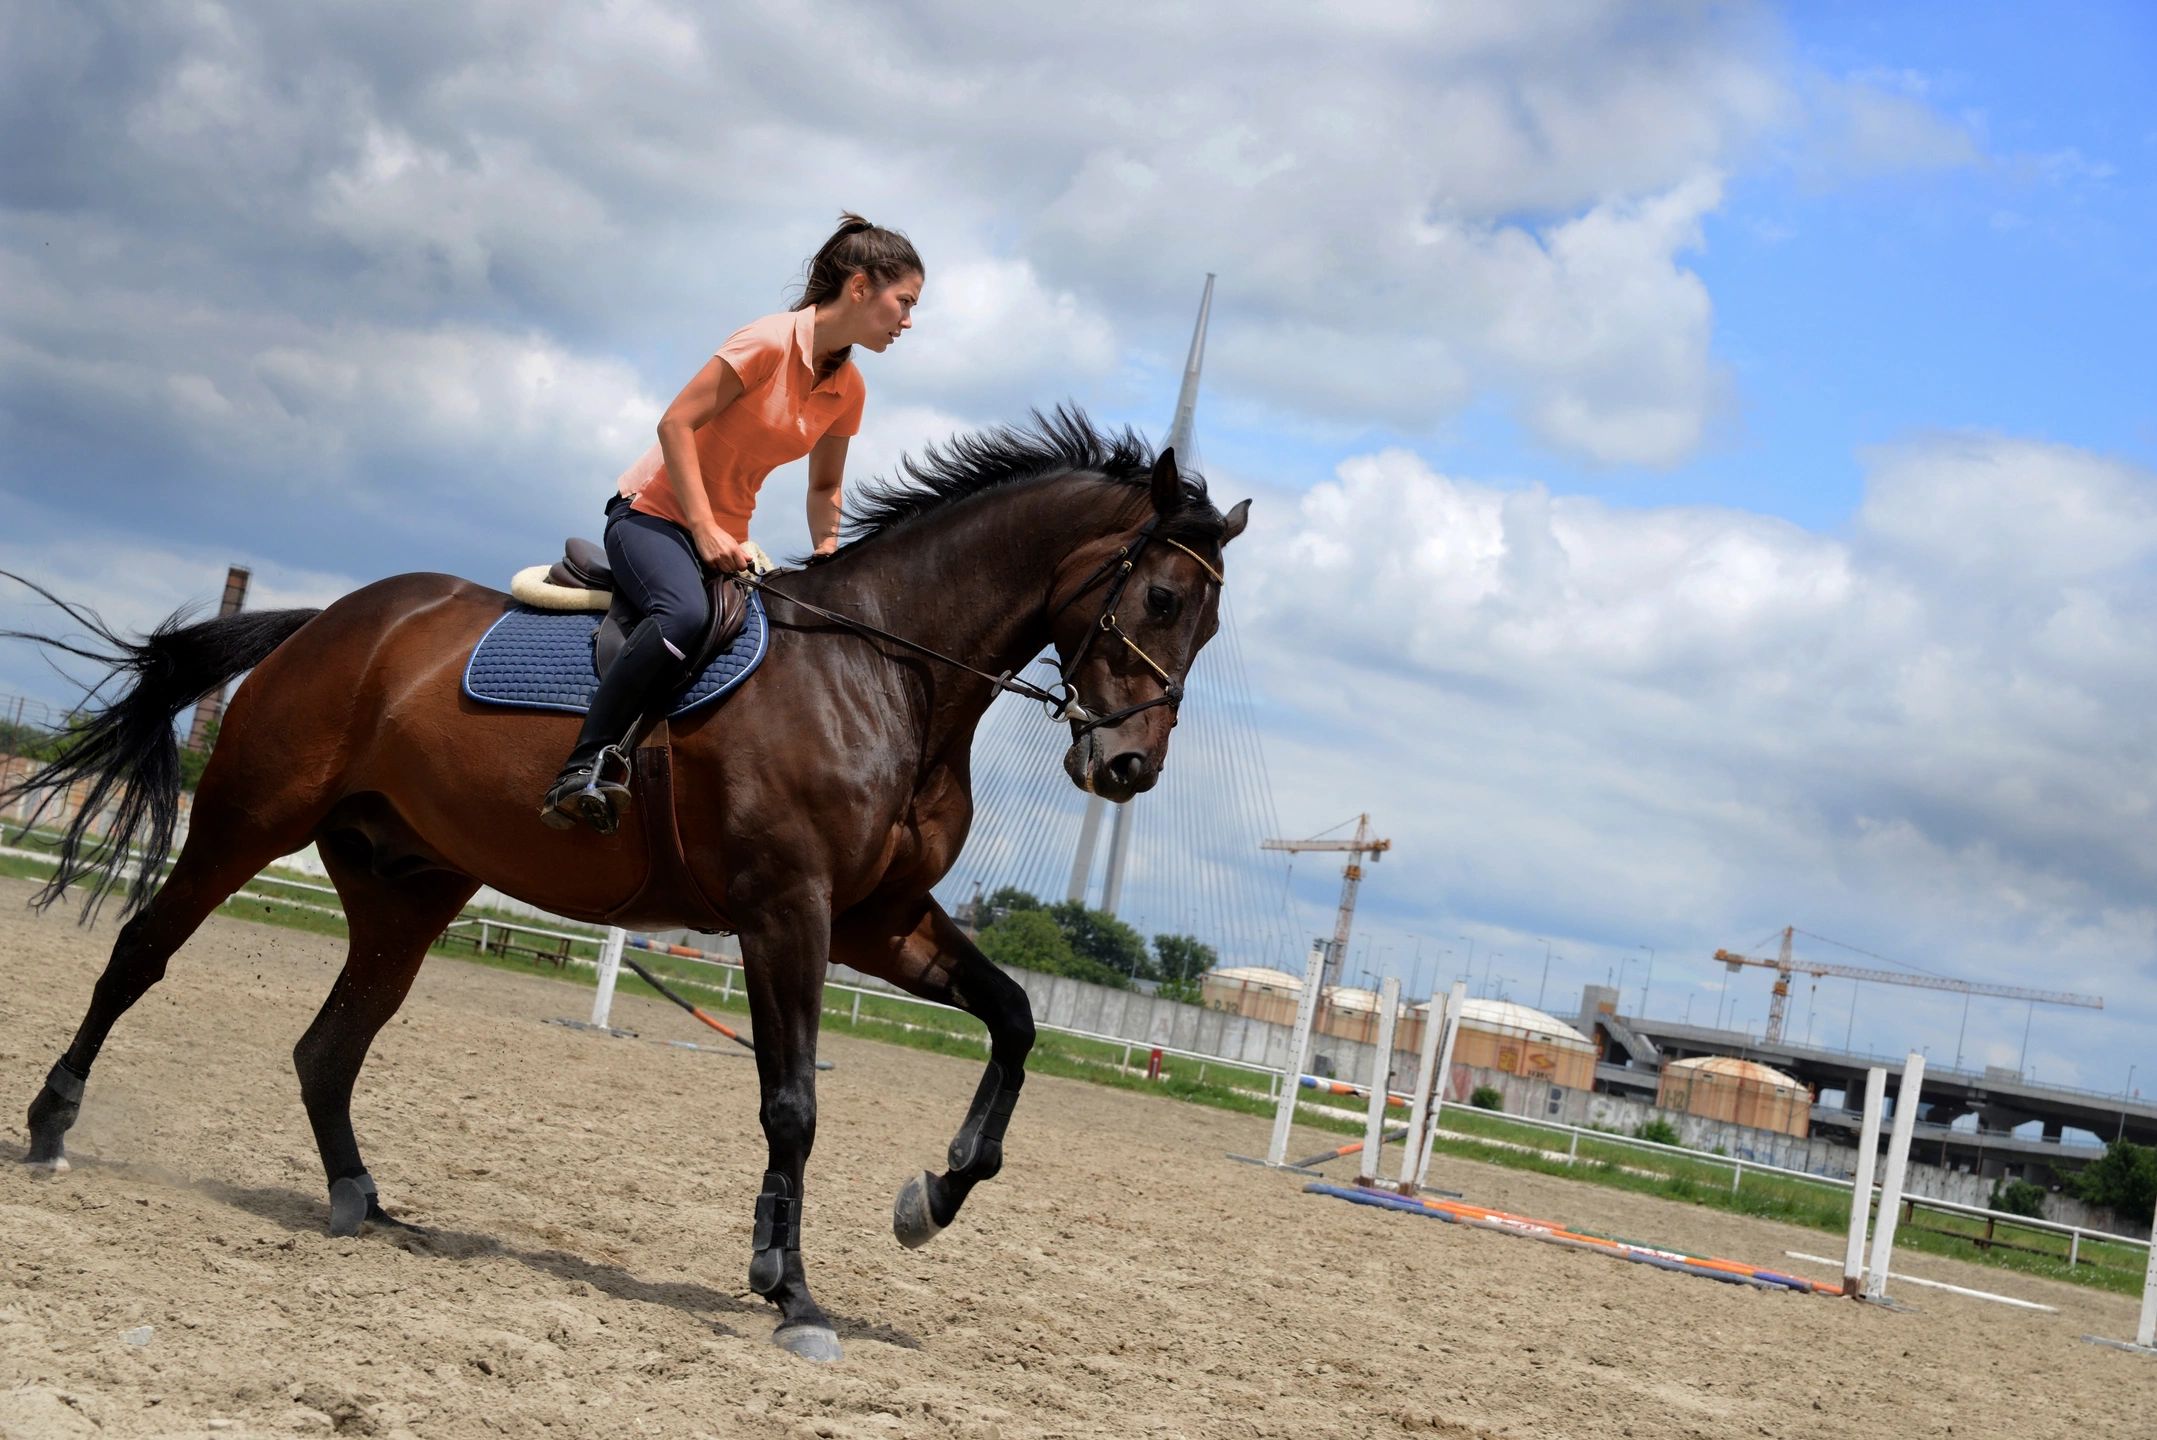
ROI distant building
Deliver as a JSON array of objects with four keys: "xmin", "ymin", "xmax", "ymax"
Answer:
[
  {"xmin": 1656, "ymin": 1055, "xmax": 1813, "ymax": 1138},
  {"xmin": 1200, "ymin": 969, "xmax": 1596, "ymax": 1088}
]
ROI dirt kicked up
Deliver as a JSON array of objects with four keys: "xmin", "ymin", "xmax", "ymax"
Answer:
[{"xmin": 0, "ymin": 877, "xmax": 2148, "ymax": 1439}]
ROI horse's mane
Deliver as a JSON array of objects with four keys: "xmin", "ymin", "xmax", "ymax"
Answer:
[{"xmin": 835, "ymin": 406, "xmax": 1223, "ymax": 554}]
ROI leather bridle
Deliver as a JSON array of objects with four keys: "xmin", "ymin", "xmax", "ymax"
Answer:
[{"xmin": 746, "ymin": 516, "xmax": 1224, "ymax": 737}]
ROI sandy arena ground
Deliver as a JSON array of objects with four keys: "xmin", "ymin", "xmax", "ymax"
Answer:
[{"xmin": 1, "ymin": 877, "xmax": 2151, "ymax": 1439}]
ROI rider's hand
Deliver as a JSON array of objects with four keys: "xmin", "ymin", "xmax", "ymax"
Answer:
[{"xmin": 691, "ymin": 522, "xmax": 750, "ymax": 574}]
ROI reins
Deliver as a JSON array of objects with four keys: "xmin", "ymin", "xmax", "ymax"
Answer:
[{"xmin": 743, "ymin": 519, "xmax": 1223, "ymax": 737}]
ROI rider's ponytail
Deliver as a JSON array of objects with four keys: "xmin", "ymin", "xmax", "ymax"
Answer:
[{"xmin": 794, "ymin": 213, "xmax": 924, "ymax": 378}]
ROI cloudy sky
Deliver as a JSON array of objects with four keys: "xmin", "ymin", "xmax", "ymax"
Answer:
[{"xmin": 3, "ymin": 3, "xmax": 2152, "ymax": 1103}]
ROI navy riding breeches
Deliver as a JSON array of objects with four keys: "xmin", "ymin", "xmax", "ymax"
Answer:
[{"xmin": 602, "ymin": 494, "xmax": 710, "ymax": 658}]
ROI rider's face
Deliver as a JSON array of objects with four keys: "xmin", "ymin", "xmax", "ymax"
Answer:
[{"xmin": 855, "ymin": 271, "xmax": 922, "ymax": 353}]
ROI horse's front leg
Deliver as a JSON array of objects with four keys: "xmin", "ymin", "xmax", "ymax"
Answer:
[
  {"xmin": 734, "ymin": 879, "xmax": 843, "ymax": 1363},
  {"xmin": 856, "ymin": 903, "xmax": 1036, "ymax": 1248}
]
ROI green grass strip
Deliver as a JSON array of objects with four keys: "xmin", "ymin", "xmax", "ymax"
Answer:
[{"xmin": 4, "ymin": 844, "xmax": 2142, "ymax": 1297}]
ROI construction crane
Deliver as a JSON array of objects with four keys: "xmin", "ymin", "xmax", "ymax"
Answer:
[
  {"xmin": 1714, "ymin": 926, "xmax": 2104, "ymax": 1044},
  {"xmin": 1261, "ymin": 814, "xmax": 1390, "ymax": 992}
]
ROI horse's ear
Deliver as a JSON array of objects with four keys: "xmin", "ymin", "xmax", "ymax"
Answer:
[
  {"xmin": 1150, "ymin": 449, "xmax": 1181, "ymax": 515},
  {"xmin": 1221, "ymin": 499, "xmax": 1250, "ymax": 545}
]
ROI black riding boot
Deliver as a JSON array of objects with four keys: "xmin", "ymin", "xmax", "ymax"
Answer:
[{"xmin": 540, "ymin": 617, "xmax": 684, "ymax": 834}]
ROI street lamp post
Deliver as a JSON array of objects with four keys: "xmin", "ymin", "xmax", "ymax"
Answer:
[
  {"xmin": 1637, "ymin": 945, "xmax": 1655, "ymax": 1018},
  {"xmin": 1536, "ymin": 938, "xmax": 1554, "ymax": 1010},
  {"xmin": 1615, "ymin": 956, "xmax": 1635, "ymax": 1014}
]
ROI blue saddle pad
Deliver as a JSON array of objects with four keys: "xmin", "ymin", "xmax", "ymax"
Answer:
[{"xmin": 462, "ymin": 592, "xmax": 769, "ymax": 716}]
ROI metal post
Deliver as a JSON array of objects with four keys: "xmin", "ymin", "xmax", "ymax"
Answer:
[
  {"xmin": 2138, "ymin": 1201, "xmax": 2157, "ymax": 1349},
  {"xmin": 850, "ymin": 990, "xmax": 862, "ymax": 1025},
  {"xmin": 1358, "ymin": 977, "xmax": 1402, "ymax": 1183},
  {"xmin": 1265, "ymin": 940, "xmax": 1330, "ymax": 1167},
  {"xmin": 722, "ymin": 967, "xmax": 733, "ymax": 1003},
  {"xmin": 1567, "ymin": 1129, "xmax": 1580, "ymax": 1165},
  {"xmin": 1731, "ymin": 1159, "xmax": 1743, "ymax": 1195},
  {"xmin": 1397, "ymin": 985, "xmax": 1449, "ymax": 1189},
  {"xmin": 1415, "ymin": 980, "xmax": 1468, "ymax": 1190},
  {"xmin": 1864, "ymin": 1054, "xmax": 1927, "ymax": 1302},
  {"xmin": 590, "ymin": 927, "xmax": 626, "ymax": 1028},
  {"xmin": 1843, "ymin": 1068, "xmax": 1887, "ymax": 1297}
]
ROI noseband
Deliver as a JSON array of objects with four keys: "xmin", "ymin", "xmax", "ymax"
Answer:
[
  {"xmin": 1038, "ymin": 518, "xmax": 1224, "ymax": 738},
  {"xmin": 746, "ymin": 517, "xmax": 1223, "ymax": 737}
]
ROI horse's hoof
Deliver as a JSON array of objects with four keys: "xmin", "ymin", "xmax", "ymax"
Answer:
[
  {"xmin": 22, "ymin": 1154, "xmax": 70, "ymax": 1176},
  {"xmin": 893, "ymin": 1170, "xmax": 945, "ymax": 1250},
  {"xmin": 773, "ymin": 1324, "xmax": 843, "ymax": 1364},
  {"xmin": 328, "ymin": 1174, "xmax": 377, "ymax": 1237}
]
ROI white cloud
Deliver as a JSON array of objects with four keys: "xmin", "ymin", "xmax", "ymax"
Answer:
[
  {"xmin": 1801, "ymin": 74, "xmax": 1984, "ymax": 181},
  {"xmin": 1215, "ymin": 433, "xmax": 2156, "ymax": 1079},
  {"xmin": 1, "ymin": 0, "xmax": 1814, "ymax": 477}
]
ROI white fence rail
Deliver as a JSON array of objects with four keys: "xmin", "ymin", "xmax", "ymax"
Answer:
[{"xmin": 4, "ymin": 833, "xmax": 2146, "ymax": 1276}]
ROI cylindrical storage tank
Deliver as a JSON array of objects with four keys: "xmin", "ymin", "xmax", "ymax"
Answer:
[
  {"xmin": 1656, "ymin": 1055, "xmax": 1813, "ymax": 1138},
  {"xmin": 1198, "ymin": 966, "xmax": 1306, "ymax": 1029},
  {"xmin": 1413, "ymin": 998, "xmax": 1598, "ymax": 1090}
]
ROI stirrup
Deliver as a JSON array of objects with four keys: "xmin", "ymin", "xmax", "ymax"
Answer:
[{"xmin": 539, "ymin": 747, "xmax": 634, "ymax": 834}]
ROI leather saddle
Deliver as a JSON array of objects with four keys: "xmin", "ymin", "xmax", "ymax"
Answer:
[
  {"xmin": 541, "ymin": 537, "xmax": 751, "ymax": 683},
  {"xmin": 536, "ymin": 536, "xmax": 751, "ymax": 935}
]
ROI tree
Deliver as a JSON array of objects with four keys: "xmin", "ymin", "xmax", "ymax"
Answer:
[
  {"xmin": 983, "ymin": 886, "xmax": 1042, "ymax": 918},
  {"xmin": 178, "ymin": 719, "xmax": 219, "ymax": 792},
  {"xmin": 1046, "ymin": 900, "xmax": 1150, "ymax": 980},
  {"xmin": 977, "ymin": 909, "xmax": 1076, "ymax": 975},
  {"xmin": 0, "ymin": 717, "xmax": 59, "ymax": 762},
  {"xmin": 2066, "ymin": 1140, "xmax": 2157, "ymax": 1221},
  {"xmin": 1150, "ymin": 933, "xmax": 1218, "ymax": 988},
  {"xmin": 1991, "ymin": 1179, "xmax": 2047, "ymax": 1219},
  {"xmin": 976, "ymin": 908, "xmax": 1130, "ymax": 989}
]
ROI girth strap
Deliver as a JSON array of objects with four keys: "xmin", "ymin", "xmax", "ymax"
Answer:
[{"xmin": 596, "ymin": 718, "xmax": 731, "ymax": 933}]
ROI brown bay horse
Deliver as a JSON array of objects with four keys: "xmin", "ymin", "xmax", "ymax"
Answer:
[{"xmin": 7, "ymin": 410, "xmax": 1248, "ymax": 1362}]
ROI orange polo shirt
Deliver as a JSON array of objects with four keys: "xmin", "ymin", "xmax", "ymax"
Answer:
[{"xmin": 616, "ymin": 307, "xmax": 865, "ymax": 540}]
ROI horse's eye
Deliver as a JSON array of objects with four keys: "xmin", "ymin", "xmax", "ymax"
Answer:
[{"xmin": 1146, "ymin": 585, "xmax": 1179, "ymax": 620}]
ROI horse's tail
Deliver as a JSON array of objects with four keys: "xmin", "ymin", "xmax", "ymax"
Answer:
[{"xmin": 0, "ymin": 571, "xmax": 322, "ymax": 920}]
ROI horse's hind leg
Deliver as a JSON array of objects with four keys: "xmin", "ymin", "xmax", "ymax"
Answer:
[
  {"xmin": 24, "ymin": 824, "xmax": 299, "ymax": 1172},
  {"xmin": 298, "ymin": 848, "xmax": 475, "ymax": 1235},
  {"xmin": 846, "ymin": 902, "xmax": 1036, "ymax": 1249}
]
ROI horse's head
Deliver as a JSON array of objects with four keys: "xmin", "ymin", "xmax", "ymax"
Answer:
[{"xmin": 1049, "ymin": 450, "xmax": 1250, "ymax": 802}]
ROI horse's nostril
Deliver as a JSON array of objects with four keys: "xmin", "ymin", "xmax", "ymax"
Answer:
[{"xmin": 1108, "ymin": 752, "xmax": 1152, "ymax": 789}]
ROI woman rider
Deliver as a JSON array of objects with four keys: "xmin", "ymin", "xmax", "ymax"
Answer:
[{"xmin": 541, "ymin": 214, "xmax": 925, "ymax": 831}]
